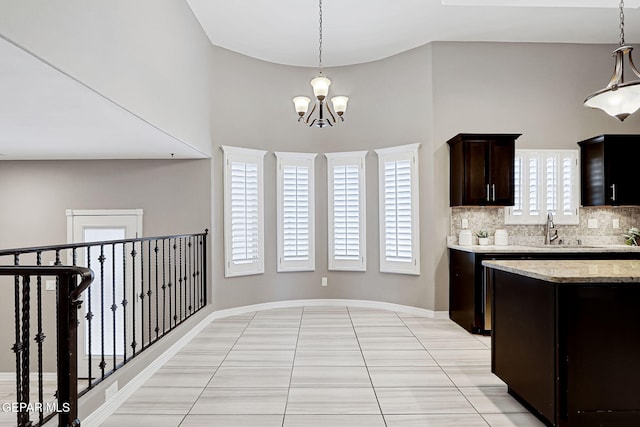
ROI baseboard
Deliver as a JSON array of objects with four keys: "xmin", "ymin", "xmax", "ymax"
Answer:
[{"xmin": 82, "ymin": 299, "xmax": 448, "ymax": 426}]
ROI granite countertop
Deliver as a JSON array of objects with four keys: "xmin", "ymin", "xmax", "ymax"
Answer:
[
  {"xmin": 482, "ymin": 259, "xmax": 640, "ymax": 283},
  {"xmin": 447, "ymin": 243, "xmax": 640, "ymax": 253}
]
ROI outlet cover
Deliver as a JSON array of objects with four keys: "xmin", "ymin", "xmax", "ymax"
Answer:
[
  {"xmin": 321, "ymin": 277, "xmax": 328, "ymax": 287},
  {"xmin": 461, "ymin": 218, "xmax": 469, "ymax": 229},
  {"xmin": 588, "ymin": 218, "xmax": 598, "ymax": 229},
  {"xmin": 613, "ymin": 218, "xmax": 620, "ymax": 229}
]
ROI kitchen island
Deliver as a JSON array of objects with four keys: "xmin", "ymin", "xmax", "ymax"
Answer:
[{"xmin": 483, "ymin": 259, "xmax": 640, "ymax": 427}]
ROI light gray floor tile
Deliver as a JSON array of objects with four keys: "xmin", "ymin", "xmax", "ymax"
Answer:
[
  {"xmin": 190, "ymin": 388, "xmax": 288, "ymax": 414},
  {"xmin": 298, "ymin": 327, "xmax": 356, "ymax": 338},
  {"xmin": 369, "ymin": 366, "xmax": 455, "ymax": 388},
  {"xmin": 99, "ymin": 414, "xmax": 184, "ymax": 427},
  {"xmin": 222, "ymin": 350, "xmax": 295, "ymax": 367},
  {"xmin": 294, "ymin": 350, "xmax": 365, "ymax": 366},
  {"xmin": 232, "ymin": 335, "xmax": 298, "ymax": 351},
  {"xmin": 350, "ymin": 317, "xmax": 406, "ymax": 327},
  {"xmin": 181, "ymin": 337, "xmax": 237, "ymax": 352},
  {"xmin": 244, "ymin": 319, "xmax": 302, "ymax": 328},
  {"xmin": 241, "ymin": 327, "xmax": 299, "ymax": 336},
  {"xmin": 209, "ymin": 366, "xmax": 292, "ymax": 388},
  {"xmin": 300, "ymin": 318, "xmax": 354, "ymax": 328},
  {"xmin": 286, "ymin": 387, "xmax": 380, "ymax": 414},
  {"xmin": 460, "ymin": 387, "xmax": 529, "ymax": 413},
  {"xmin": 291, "ymin": 366, "xmax": 371, "ymax": 387},
  {"xmin": 443, "ymin": 366, "xmax": 505, "ymax": 387},
  {"xmin": 475, "ymin": 335, "xmax": 492, "ymax": 348},
  {"xmin": 355, "ymin": 326, "xmax": 415, "ymax": 337},
  {"xmin": 284, "ymin": 414, "xmax": 386, "ymax": 426},
  {"xmin": 296, "ymin": 336, "xmax": 360, "ymax": 351},
  {"xmin": 385, "ymin": 414, "xmax": 490, "ymax": 426},
  {"xmin": 164, "ymin": 350, "xmax": 227, "ymax": 367},
  {"xmin": 180, "ymin": 414, "xmax": 284, "ymax": 426},
  {"xmin": 115, "ymin": 386, "xmax": 202, "ymax": 414},
  {"xmin": 376, "ymin": 387, "xmax": 477, "ymax": 414},
  {"xmin": 362, "ymin": 350, "xmax": 437, "ymax": 367},
  {"xmin": 482, "ymin": 413, "xmax": 546, "ymax": 426},
  {"xmin": 419, "ymin": 338, "xmax": 488, "ymax": 350},
  {"xmin": 145, "ymin": 366, "xmax": 215, "ymax": 388},
  {"xmin": 429, "ymin": 349, "xmax": 491, "ymax": 366},
  {"xmin": 358, "ymin": 336, "xmax": 425, "ymax": 351}
]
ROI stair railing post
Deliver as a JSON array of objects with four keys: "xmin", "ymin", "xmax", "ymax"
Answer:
[{"xmin": 57, "ymin": 272, "xmax": 81, "ymax": 427}]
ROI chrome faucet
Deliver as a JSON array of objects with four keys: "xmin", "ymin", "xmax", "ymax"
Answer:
[{"xmin": 545, "ymin": 211, "xmax": 559, "ymax": 245}]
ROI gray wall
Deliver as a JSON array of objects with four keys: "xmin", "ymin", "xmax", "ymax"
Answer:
[
  {"xmin": 0, "ymin": 0, "xmax": 213, "ymax": 155},
  {"xmin": 0, "ymin": 159, "xmax": 211, "ymax": 371},
  {"xmin": 210, "ymin": 44, "xmax": 436, "ymax": 311},
  {"xmin": 431, "ymin": 42, "xmax": 640, "ymax": 310}
]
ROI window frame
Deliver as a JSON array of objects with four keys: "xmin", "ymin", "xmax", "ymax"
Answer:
[
  {"xmin": 221, "ymin": 145, "xmax": 267, "ymax": 278},
  {"xmin": 505, "ymin": 149, "xmax": 580, "ymax": 225},
  {"xmin": 375, "ymin": 143, "xmax": 421, "ymax": 276},
  {"xmin": 275, "ymin": 152, "xmax": 317, "ymax": 272},
  {"xmin": 325, "ymin": 150, "xmax": 367, "ymax": 272}
]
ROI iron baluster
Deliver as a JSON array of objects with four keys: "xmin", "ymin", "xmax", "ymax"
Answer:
[
  {"xmin": 140, "ymin": 241, "xmax": 145, "ymax": 350},
  {"xmin": 161, "ymin": 239, "xmax": 167, "ymax": 334},
  {"xmin": 168, "ymin": 239, "xmax": 173, "ymax": 330},
  {"xmin": 147, "ymin": 240, "xmax": 152, "ymax": 345},
  {"xmin": 179, "ymin": 238, "xmax": 183, "ymax": 323},
  {"xmin": 173, "ymin": 239, "xmax": 178, "ymax": 327},
  {"xmin": 86, "ymin": 247, "xmax": 93, "ymax": 388},
  {"xmin": 98, "ymin": 245, "xmax": 106, "ymax": 379},
  {"xmin": 203, "ymin": 230, "xmax": 208, "ymax": 305},
  {"xmin": 130, "ymin": 243, "xmax": 137, "ymax": 356},
  {"xmin": 122, "ymin": 243, "xmax": 128, "ymax": 363},
  {"xmin": 36, "ymin": 252, "xmax": 45, "ymax": 426},
  {"xmin": 154, "ymin": 240, "xmax": 159, "ymax": 339},
  {"xmin": 111, "ymin": 243, "xmax": 117, "ymax": 372}
]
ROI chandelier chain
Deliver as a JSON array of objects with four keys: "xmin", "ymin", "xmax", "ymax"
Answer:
[
  {"xmin": 318, "ymin": 0, "xmax": 323, "ymax": 73},
  {"xmin": 620, "ymin": 0, "xmax": 625, "ymax": 46}
]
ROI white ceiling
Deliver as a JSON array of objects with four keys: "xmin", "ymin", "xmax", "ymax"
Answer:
[
  {"xmin": 3, "ymin": 1, "xmax": 640, "ymax": 161},
  {"xmin": 186, "ymin": 0, "xmax": 640, "ymax": 67}
]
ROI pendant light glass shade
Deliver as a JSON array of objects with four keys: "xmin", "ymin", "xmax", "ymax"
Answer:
[
  {"xmin": 293, "ymin": 96, "xmax": 311, "ymax": 116},
  {"xmin": 310, "ymin": 76, "xmax": 331, "ymax": 100},
  {"xmin": 331, "ymin": 96, "xmax": 349, "ymax": 115}
]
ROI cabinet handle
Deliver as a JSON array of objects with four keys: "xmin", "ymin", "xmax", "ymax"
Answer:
[
  {"xmin": 611, "ymin": 184, "xmax": 617, "ymax": 202},
  {"xmin": 491, "ymin": 184, "xmax": 496, "ymax": 202},
  {"xmin": 486, "ymin": 184, "xmax": 490, "ymax": 202}
]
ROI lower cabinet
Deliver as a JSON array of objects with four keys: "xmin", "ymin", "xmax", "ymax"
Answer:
[{"xmin": 448, "ymin": 248, "xmax": 640, "ymax": 334}]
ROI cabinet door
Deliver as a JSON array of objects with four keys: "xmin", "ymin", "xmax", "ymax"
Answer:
[
  {"xmin": 606, "ymin": 141, "xmax": 640, "ymax": 205},
  {"xmin": 489, "ymin": 140, "xmax": 515, "ymax": 205},
  {"xmin": 464, "ymin": 141, "xmax": 489, "ymax": 205},
  {"xmin": 580, "ymin": 141, "xmax": 606, "ymax": 206}
]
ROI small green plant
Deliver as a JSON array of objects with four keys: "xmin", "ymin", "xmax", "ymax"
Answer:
[
  {"xmin": 624, "ymin": 227, "xmax": 640, "ymax": 246},
  {"xmin": 476, "ymin": 230, "xmax": 489, "ymax": 239}
]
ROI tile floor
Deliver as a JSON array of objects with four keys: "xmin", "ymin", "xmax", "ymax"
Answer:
[{"xmin": 100, "ymin": 306, "xmax": 545, "ymax": 426}]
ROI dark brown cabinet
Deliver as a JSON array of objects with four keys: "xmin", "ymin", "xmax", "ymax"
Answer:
[
  {"xmin": 578, "ymin": 134, "xmax": 640, "ymax": 206},
  {"xmin": 448, "ymin": 133, "xmax": 520, "ymax": 206}
]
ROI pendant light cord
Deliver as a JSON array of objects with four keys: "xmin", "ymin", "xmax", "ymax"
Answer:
[
  {"xmin": 620, "ymin": 0, "xmax": 625, "ymax": 46},
  {"xmin": 318, "ymin": 0, "xmax": 324, "ymax": 74}
]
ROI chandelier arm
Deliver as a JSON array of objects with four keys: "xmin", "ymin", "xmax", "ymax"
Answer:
[
  {"xmin": 304, "ymin": 103, "xmax": 318, "ymax": 125},
  {"xmin": 308, "ymin": 118, "xmax": 317, "ymax": 127},
  {"xmin": 325, "ymin": 100, "xmax": 337, "ymax": 124}
]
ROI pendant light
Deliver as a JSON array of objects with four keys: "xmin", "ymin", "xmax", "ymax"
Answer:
[
  {"xmin": 292, "ymin": 0, "xmax": 349, "ymax": 128},
  {"xmin": 584, "ymin": 0, "xmax": 640, "ymax": 122}
]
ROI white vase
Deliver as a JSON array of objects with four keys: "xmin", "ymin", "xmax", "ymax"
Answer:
[{"xmin": 478, "ymin": 237, "xmax": 490, "ymax": 246}]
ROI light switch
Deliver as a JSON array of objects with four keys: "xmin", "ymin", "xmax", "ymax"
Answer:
[
  {"xmin": 613, "ymin": 218, "xmax": 620, "ymax": 229},
  {"xmin": 588, "ymin": 218, "xmax": 598, "ymax": 229},
  {"xmin": 461, "ymin": 218, "xmax": 469, "ymax": 229}
]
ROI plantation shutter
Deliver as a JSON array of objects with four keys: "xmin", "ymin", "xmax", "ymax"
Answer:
[
  {"xmin": 222, "ymin": 146, "xmax": 266, "ymax": 278},
  {"xmin": 326, "ymin": 151, "xmax": 367, "ymax": 271},
  {"xmin": 333, "ymin": 164, "xmax": 360, "ymax": 260},
  {"xmin": 512, "ymin": 155, "xmax": 523, "ymax": 216},
  {"xmin": 231, "ymin": 161, "xmax": 259, "ymax": 264},
  {"xmin": 375, "ymin": 143, "xmax": 420, "ymax": 275},
  {"xmin": 276, "ymin": 152, "xmax": 316, "ymax": 272},
  {"xmin": 384, "ymin": 159, "xmax": 413, "ymax": 263},
  {"xmin": 282, "ymin": 165, "xmax": 310, "ymax": 261}
]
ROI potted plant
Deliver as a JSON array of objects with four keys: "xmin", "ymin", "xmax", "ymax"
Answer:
[
  {"xmin": 624, "ymin": 227, "xmax": 640, "ymax": 246},
  {"xmin": 477, "ymin": 230, "xmax": 490, "ymax": 246}
]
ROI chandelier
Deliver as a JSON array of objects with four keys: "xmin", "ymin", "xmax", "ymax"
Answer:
[
  {"xmin": 293, "ymin": 0, "xmax": 348, "ymax": 128},
  {"xmin": 584, "ymin": 0, "xmax": 640, "ymax": 121}
]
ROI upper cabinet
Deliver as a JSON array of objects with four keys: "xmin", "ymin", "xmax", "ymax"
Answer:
[
  {"xmin": 578, "ymin": 134, "xmax": 640, "ymax": 206},
  {"xmin": 448, "ymin": 133, "xmax": 521, "ymax": 206}
]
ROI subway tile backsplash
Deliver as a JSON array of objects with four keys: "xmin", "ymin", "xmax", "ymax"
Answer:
[{"xmin": 450, "ymin": 207, "xmax": 640, "ymax": 246}]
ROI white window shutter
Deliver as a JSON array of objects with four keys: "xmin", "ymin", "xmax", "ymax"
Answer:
[
  {"xmin": 326, "ymin": 151, "xmax": 367, "ymax": 271},
  {"xmin": 276, "ymin": 152, "xmax": 317, "ymax": 272},
  {"xmin": 375, "ymin": 144, "xmax": 420, "ymax": 275},
  {"xmin": 222, "ymin": 146, "xmax": 266, "ymax": 277}
]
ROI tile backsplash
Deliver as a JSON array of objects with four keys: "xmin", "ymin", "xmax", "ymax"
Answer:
[{"xmin": 450, "ymin": 207, "xmax": 640, "ymax": 246}]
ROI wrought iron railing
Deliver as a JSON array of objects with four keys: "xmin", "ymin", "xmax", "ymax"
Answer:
[{"xmin": 0, "ymin": 230, "xmax": 208, "ymax": 427}]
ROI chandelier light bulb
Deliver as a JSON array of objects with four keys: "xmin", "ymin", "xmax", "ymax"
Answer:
[
  {"xmin": 311, "ymin": 76, "xmax": 331, "ymax": 100},
  {"xmin": 293, "ymin": 96, "xmax": 311, "ymax": 116},
  {"xmin": 331, "ymin": 96, "xmax": 349, "ymax": 116}
]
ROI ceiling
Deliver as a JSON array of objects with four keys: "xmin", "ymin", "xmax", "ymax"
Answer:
[
  {"xmin": 186, "ymin": 0, "xmax": 640, "ymax": 67},
  {"xmin": 3, "ymin": 1, "xmax": 640, "ymax": 161}
]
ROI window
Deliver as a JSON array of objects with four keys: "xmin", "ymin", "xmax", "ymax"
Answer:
[
  {"xmin": 222, "ymin": 146, "xmax": 266, "ymax": 277},
  {"xmin": 375, "ymin": 143, "xmax": 421, "ymax": 275},
  {"xmin": 506, "ymin": 149, "xmax": 579, "ymax": 225},
  {"xmin": 275, "ymin": 152, "xmax": 316, "ymax": 272},
  {"xmin": 325, "ymin": 151, "xmax": 367, "ymax": 271}
]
